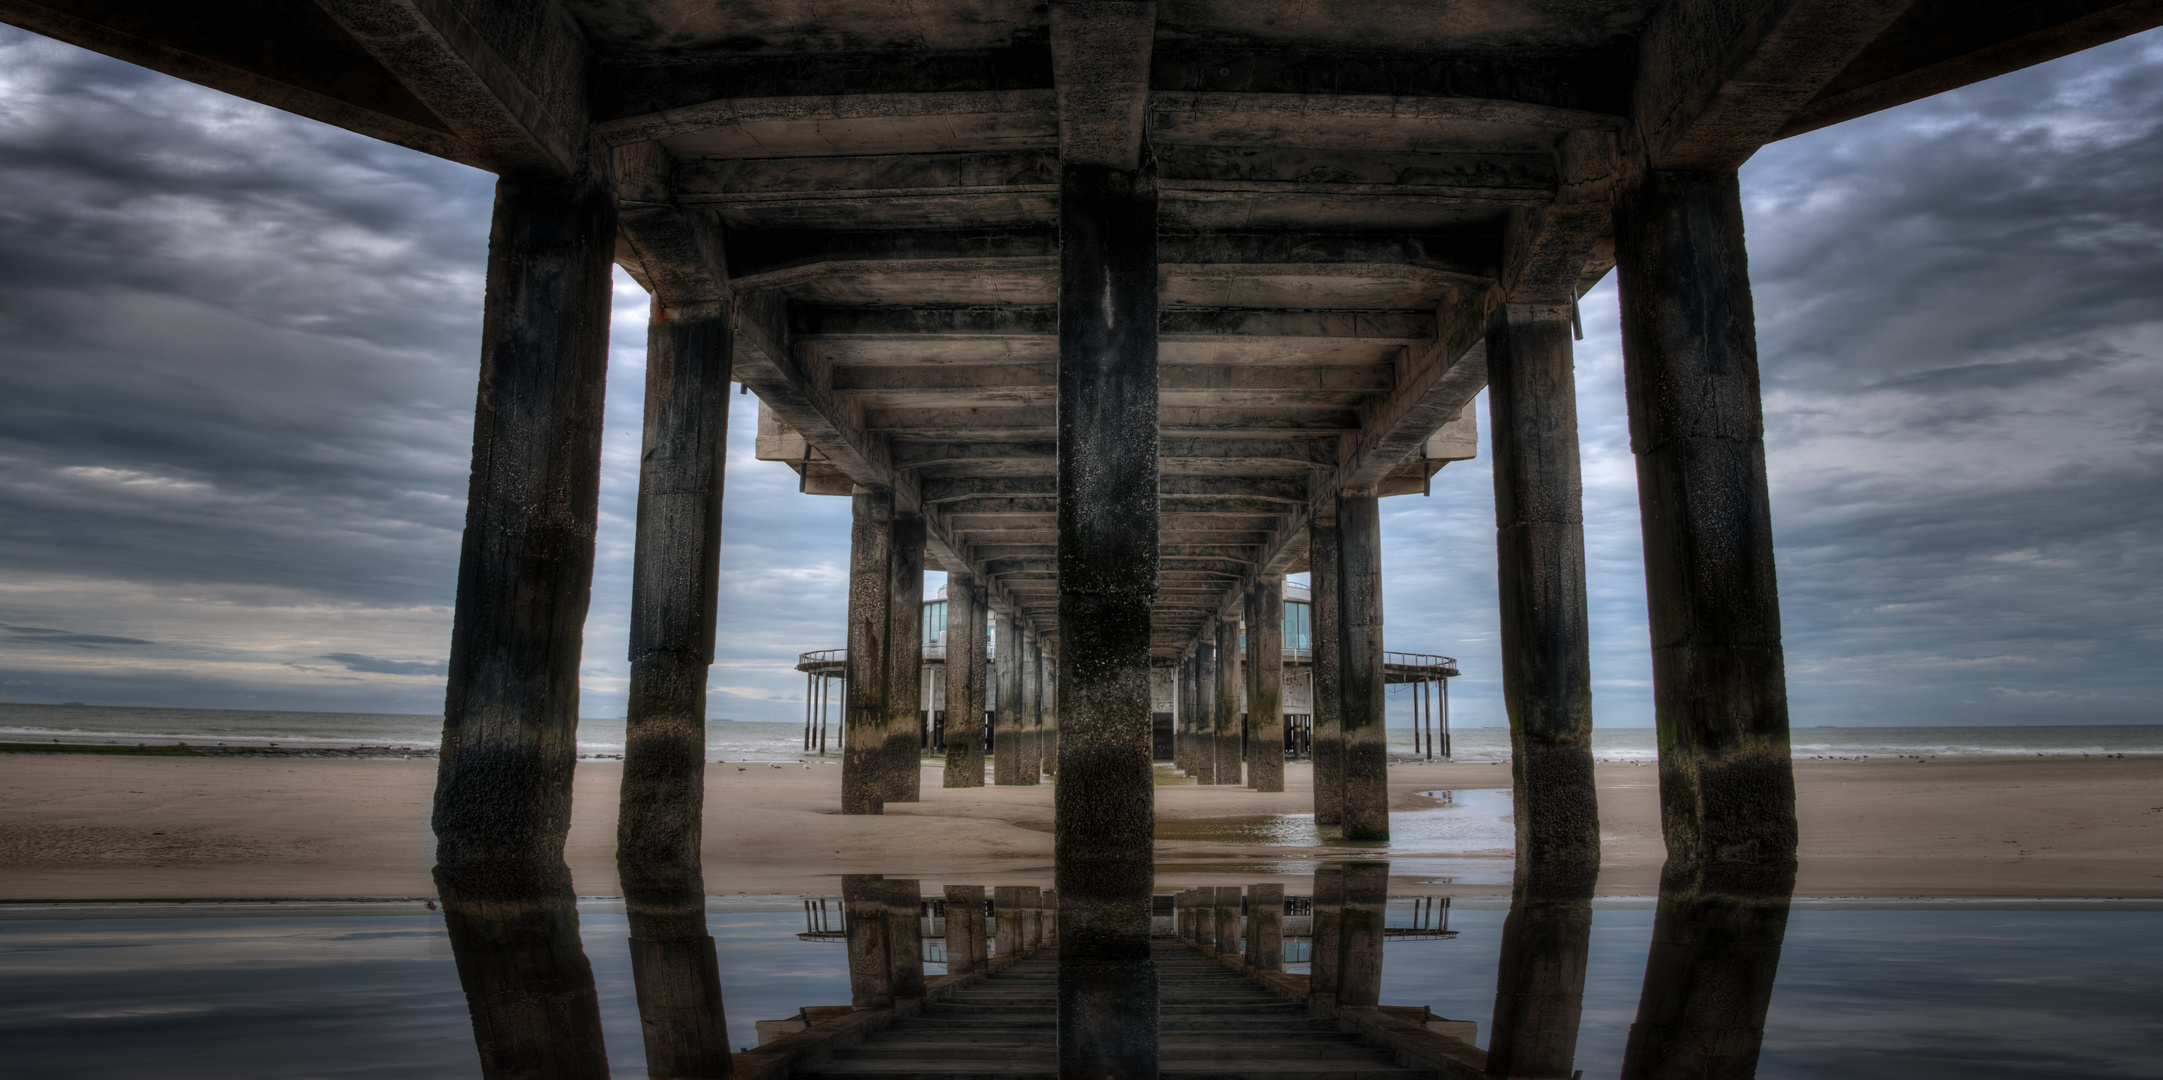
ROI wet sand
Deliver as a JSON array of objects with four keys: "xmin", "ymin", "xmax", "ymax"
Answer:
[{"xmin": 1, "ymin": 754, "xmax": 2158, "ymax": 900}]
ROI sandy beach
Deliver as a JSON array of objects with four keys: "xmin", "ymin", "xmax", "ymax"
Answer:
[{"xmin": 2, "ymin": 753, "xmax": 2158, "ymax": 901}]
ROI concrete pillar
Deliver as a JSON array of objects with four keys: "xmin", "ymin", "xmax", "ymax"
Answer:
[
  {"xmin": 844, "ymin": 875, "xmax": 926, "ymax": 1008},
  {"xmin": 1026, "ymin": 886, "xmax": 1047, "ymax": 950},
  {"xmin": 1485, "ymin": 860, "xmax": 1595, "ymax": 1080},
  {"xmin": 1053, "ymin": 158, "xmax": 1160, "ymax": 1080},
  {"xmin": 1246, "ymin": 578, "xmax": 1285, "ymax": 793},
  {"xmin": 1193, "ymin": 889, "xmax": 1217, "ymax": 950},
  {"xmin": 616, "ymin": 298, "xmax": 735, "ymax": 1077},
  {"xmin": 994, "ymin": 885, "xmax": 1027, "ymax": 958},
  {"xmin": 1042, "ymin": 657, "xmax": 1059, "ymax": 778},
  {"xmin": 1245, "ymin": 884, "xmax": 1284, "ymax": 972},
  {"xmin": 944, "ymin": 574, "xmax": 988, "ymax": 787},
  {"xmin": 843, "ymin": 488, "xmax": 895, "ymax": 815},
  {"xmin": 994, "ymin": 610, "xmax": 1025, "ymax": 785},
  {"xmin": 1308, "ymin": 865, "xmax": 1343, "ymax": 1001},
  {"xmin": 1193, "ymin": 636, "xmax": 1211, "ymax": 783},
  {"xmin": 885, "ymin": 513, "xmax": 926, "ymax": 804},
  {"xmin": 944, "ymin": 885, "xmax": 989, "ymax": 976},
  {"xmin": 1335, "ymin": 861, "xmax": 1388, "ymax": 1007},
  {"xmin": 1338, "ymin": 494, "xmax": 1389, "ymax": 842},
  {"xmin": 1488, "ymin": 304, "xmax": 1601, "ymax": 869},
  {"xmin": 1212, "ymin": 886, "xmax": 1242, "ymax": 962},
  {"xmin": 1176, "ymin": 654, "xmax": 1197, "ymax": 776},
  {"xmin": 1308, "ymin": 514, "xmax": 1345, "ymax": 825},
  {"xmin": 1024, "ymin": 634, "xmax": 1044, "ymax": 783},
  {"xmin": 1616, "ymin": 170, "xmax": 1798, "ymax": 869},
  {"xmin": 1213, "ymin": 618, "xmax": 1243, "ymax": 787},
  {"xmin": 433, "ymin": 175, "xmax": 615, "ymax": 905},
  {"xmin": 1620, "ymin": 863, "xmax": 1794, "ymax": 1078},
  {"xmin": 440, "ymin": 878, "xmax": 610, "ymax": 1079}
]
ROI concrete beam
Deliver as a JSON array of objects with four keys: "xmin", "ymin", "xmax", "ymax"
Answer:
[
  {"xmin": 1632, "ymin": 0, "xmax": 1916, "ymax": 171},
  {"xmin": 1778, "ymin": 0, "xmax": 2163, "ymax": 139},
  {"xmin": 316, "ymin": 0, "xmax": 591, "ymax": 177}
]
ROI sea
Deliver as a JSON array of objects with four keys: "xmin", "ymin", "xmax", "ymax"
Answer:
[{"xmin": 3, "ymin": 701, "xmax": 2160, "ymax": 762}]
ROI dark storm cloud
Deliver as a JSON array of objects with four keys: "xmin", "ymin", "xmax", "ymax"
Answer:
[
  {"xmin": 321, "ymin": 653, "xmax": 448, "ymax": 677},
  {"xmin": 0, "ymin": 623, "xmax": 154, "ymax": 647}
]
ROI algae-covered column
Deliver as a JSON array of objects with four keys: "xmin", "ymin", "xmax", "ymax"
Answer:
[
  {"xmin": 618, "ymin": 294, "xmax": 734, "ymax": 1080},
  {"xmin": 1338, "ymin": 495, "xmax": 1389, "ymax": 841},
  {"xmin": 1615, "ymin": 170, "xmax": 1798, "ymax": 869},
  {"xmin": 1213, "ymin": 617, "xmax": 1243, "ymax": 787},
  {"xmin": 944, "ymin": 573, "xmax": 988, "ymax": 787},
  {"xmin": 1487, "ymin": 303, "xmax": 1601, "ymax": 866},
  {"xmin": 1308, "ymin": 513, "xmax": 1345, "ymax": 824},
  {"xmin": 884, "ymin": 513, "xmax": 926, "ymax": 804},
  {"xmin": 1052, "ymin": 137, "xmax": 1161, "ymax": 1080},
  {"xmin": 994, "ymin": 609, "xmax": 1024, "ymax": 785},
  {"xmin": 842, "ymin": 488, "xmax": 895, "ymax": 815},
  {"xmin": 1245, "ymin": 577, "xmax": 1285, "ymax": 793}
]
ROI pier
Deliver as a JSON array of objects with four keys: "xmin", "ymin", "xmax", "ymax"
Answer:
[{"xmin": 7, "ymin": 0, "xmax": 2155, "ymax": 1076}]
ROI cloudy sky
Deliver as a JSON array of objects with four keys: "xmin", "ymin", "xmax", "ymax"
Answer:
[{"xmin": 0, "ymin": 27, "xmax": 2158, "ymax": 728}]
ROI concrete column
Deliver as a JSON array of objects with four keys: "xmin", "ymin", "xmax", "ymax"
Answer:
[
  {"xmin": 1488, "ymin": 304, "xmax": 1601, "ymax": 869},
  {"xmin": 434, "ymin": 175, "xmax": 615, "ymax": 904},
  {"xmin": 1245, "ymin": 884, "xmax": 1284, "ymax": 972},
  {"xmin": 1615, "ymin": 170, "xmax": 1798, "ymax": 868},
  {"xmin": 1212, "ymin": 886, "xmax": 1242, "ymax": 962},
  {"xmin": 944, "ymin": 885, "xmax": 989, "ymax": 976},
  {"xmin": 1308, "ymin": 865, "xmax": 1344, "ymax": 1001},
  {"xmin": 1194, "ymin": 637, "xmax": 1218, "ymax": 783},
  {"xmin": 1335, "ymin": 861, "xmax": 1389, "ymax": 1007},
  {"xmin": 1308, "ymin": 514, "xmax": 1345, "ymax": 825},
  {"xmin": 1620, "ymin": 863, "xmax": 1794, "ymax": 1078},
  {"xmin": 994, "ymin": 885, "xmax": 1027, "ymax": 959},
  {"xmin": 994, "ymin": 610, "xmax": 1024, "ymax": 785},
  {"xmin": 1213, "ymin": 618, "xmax": 1243, "ymax": 787},
  {"xmin": 1054, "ymin": 158, "xmax": 1160, "ymax": 1080},
  {"xmin": 944, "ymin": 574, "xmax": 988, "ymax": 787},
  {"xmin": 1246, "ymin": 577, "xmax": 1285, "ymax": 793},
  {"xmin": 1024, "ymin": 635, "xmax": 1044, "ymax": 783},
  {"xmin": 440, "ymin": 877, "xmax": 610, "ymax": 1079},
  {"xmin": 1338, "ymin": 494, "xmax": 1389, "ymax": 842},
  {"xmin": 1485, "ymin": 860, "xmax": 1595, "ymax": 1080},
  {"xmin": 617, "ymin": 299, "xmax": 734, "ymax": 1079},
  {"xmin": 843, "ymin": 488, "xmax": 895, "ymax": 815},
  {"xmin": 885, "ymin": 513, "xmax": 926, "ymax": 804},
  {"xmin": 1193, "ymin": 889, "xmax": 1217, "ymax": 950},
  {"xmin": 1026, "ymin": 886, "xmax": 1047, "ymax": 950},
  {"xmin": 1042, "ymin": 658, "xmax": 1059, "ymax": 778},
  {"xmin": 1175, "ymin": 655, "xmax": 1196, "ymax": 775},
  {"xmin": 844, "ymin": 875, "xmax": 926, "ymax": 1008}
]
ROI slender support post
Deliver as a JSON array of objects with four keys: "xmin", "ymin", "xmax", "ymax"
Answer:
[
  {"xmin": 1488, "ymin": 303, "xmax": 1602, "ymax": 869},
  {"xmin": 885, "ymin": 513, "xmax": 927, "ymax": 803},
  {"xmin": 1214, "ymin": 618, "xmax": 1243, "ymax": 787},
  {"xmin": 1245, "ymin": 884, "xmax": 1284, "ymax": 971},
  {"xmin": 1615, "ymin": 170, "xmax": 1798, "ymax": 868},
  {"xmin": 804, "ymin": 672, "xmax": 813, "ymax": 752},
  {"xmin": 619, "ymin": 299, "xmax": 733, "ymax": 1079},
  {"xmin": 434, "ymin": 173, "xmax": 615, "ymax": 908},
  {"xmin": 1246, "ymin": 578, "xmax": 1285, "ymax": 792},
  {"xmin": 843, "ymin": 488, "xmax": 895, "ymax": 815},
  {"xmin": 1054, "ymin": 158, "xmax": 1160, "ymax": 1080},
  {"xmin": 1335, "ymin": 861, "xmax": 1389, "ymax": 1007},
  {"xmin": 943, "ymin": 886, "xmax": 989, "ymax": 975},
  {"xmin": 1338, "ymin": 494, "xmax": 1389, "ymax": 841},
  {"xmin": 994, "ymin": 610, "xmax": 1023, "ymax": 785},
  {"xmin": 945, "ymin": 574, "xmax": 988, "ymax": 787},
  {"xmin": 1309, "ymin": 514, "xmax": 1345, "ymax": 824}
]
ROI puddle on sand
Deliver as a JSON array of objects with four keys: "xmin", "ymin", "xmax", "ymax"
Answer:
[{"xmin": 1153, "ymin": 788, "xmax": 1516, "ymax": 853}]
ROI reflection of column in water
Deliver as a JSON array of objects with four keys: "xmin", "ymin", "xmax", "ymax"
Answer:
[
  {"xmin": 438, "ymin": 870, "xmax": 610, "ymax": 1079},
  {"xmin": 1621, "ymin": 863, "xmax": 1795, "ymax": 1079},
  {"xmin": 1212, "ymin": 886, "xmax": 1242, "ymax": 958},
  {"xmin": 843, "ymin": 875, "xmax": 927, "ymax": 1008},
  {"xmin": 1309, "ymin": 864, "xmax": 1344, "ymax": 1001},
  {"xmin": 1335, "ymin": 861, "xmax": 1389, "ymax": 1007},
  {"xmin": 1246, "ymin": 884, "xmax": 1284, "ymax": 972},
  {"xmin": 625, "ymin": 881, "xmax": 731, "ymax": 1079},
  {"xmin": 1486, "ymin": 856, "xmax": 1596, "ymax": 1080},
  {"xmin": 993, "ymin": 885, "xmax": 1027, "ymax": 958},
  {"xmin": 943, "ymin": 885, "xmax": 989, "ymax": 975}
]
